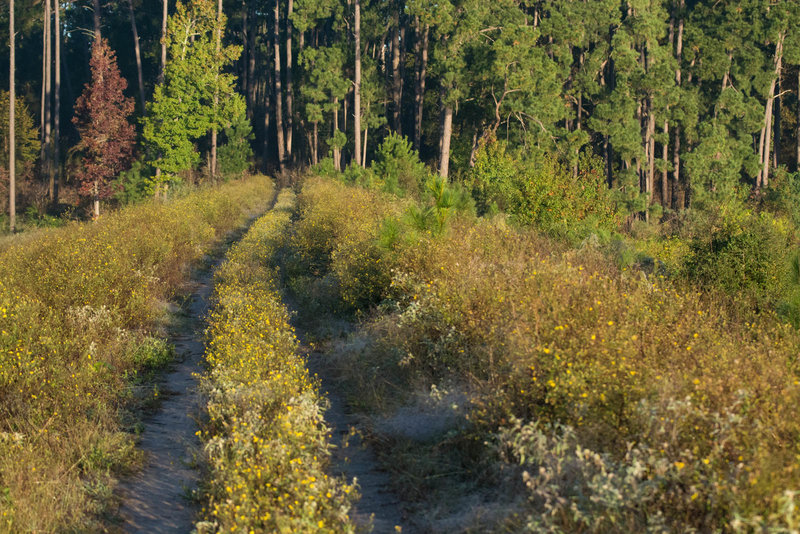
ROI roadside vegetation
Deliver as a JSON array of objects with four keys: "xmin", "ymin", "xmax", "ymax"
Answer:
[
  {"xmin": 281, "ymin": 155, "xmax": 800, "ymax": 531},
  {"xmin": 196, "ymin": 189, "xmax": 358, "ymax": 533},
  {"xmin": 0, "ymin": 176, "xmax": 272, "ymax": 532}
]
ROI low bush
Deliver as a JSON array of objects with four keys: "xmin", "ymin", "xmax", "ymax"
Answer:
[
  {"xmin": 0, "ymin": 176, "xmax": 274, "ymax": 532},
  {"xmin": 197, "ymin": 189, "xmax": 357, "ymax": 533},
  {"xmin": 681, "ymin": 205, "xmax": 797, "ymax": 307},
  {"xmin": 468, "ymin": 139, "xmax": 622, "ymax": 240}
]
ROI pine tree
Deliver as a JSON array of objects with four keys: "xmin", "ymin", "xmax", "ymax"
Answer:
[{"xmin": 72, "ymin": 38, "xmax": 136, "ymax": 219}]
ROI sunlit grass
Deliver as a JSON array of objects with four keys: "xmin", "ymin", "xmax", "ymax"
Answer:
[
  {"xmin": 0, "ymin": 176, "xmax": 274, "ymax": 532},
  {"xmin": 197, "ymin": 188, "xmax": 357, "ymax": 533}
]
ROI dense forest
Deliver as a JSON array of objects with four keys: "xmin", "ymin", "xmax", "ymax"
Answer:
[{"xmin": 3, "ymin": 0, "xmax": 800, "ymax": 225}]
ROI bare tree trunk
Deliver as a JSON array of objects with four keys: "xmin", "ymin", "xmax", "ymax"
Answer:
[
  {"xmin": 662, "ymin": 119, "xmax": 669, "ymax": 206},
  {"xmin": 210, "ymin": 0, "xmax": 222, "ymax": 177},
  {"xmin": 332, "ymin": 97, "xmax": 341, "ymax": 171},
  {"xmin": 414, "ymin": 21, "xmax": 428, "ymax": 152},
  {"xmin": 43, "ymin": 0, "xmax": 51, "ymax": 194},
  {"xmin": 9, "ymin": 0, "xmax": 15, "ymax": 233},
  {"xmin": 285, "ymin": 0, "xmax": 294, "ymax": 164},
  {"xmin": 439, "ymin": 97, "xmax": 453, "ymax": 179},
  {"xmin": 40, "ymin": 0, "xmax": 48, "ymax": 166},
  {"xmin": 128, "ymin": 0, "xmax": 146, "ymax": 115},
  {"xmin": 92, "ymin": 0, "xmax": 101, "ymax": 38},
  {"xmin": 796, "ymin": 68, "xmax": 800, "ymax": 171},
  {"xmin": 362, "ymin": 124, "xmax": 368, "ymax": 166},
  {"xmin": 312, "ymin": 121, "xmax": 318, "ymax": 165},
  {"xmin": 247, "ymin": 7, "xmax": 256, "ymax": 119},
  {"xmin": 774, "ymin": 70, "xmax": 781, "ymax": 168},
  {"xmin": 241, "ymin": 2, "xmax": 248, "ymax": 94},
  {"xmin": 53, "ymin": 0, "xmax": 60, "ymax": 204},
  {"xmin": 391, "ymin": 13, "xmax": 402, "ymax": 134},
  {"xmin": 159, "ymin": 0, "xmax": 167, "ymax": 84},
  {"xmin": 673, "ymin": 2, "xmax": 683, "ymax": 208},
  {"xmin": 646, "ymin": 99, "xmax": 656, "ymax": 213},
  {"xmin": 354, "ymin": 0, "xmax": 362, "ymax": 167},
  {"xmin": 759, "ymin": 32, "xmax": 784, "ymax": 189},
  {"xmin": 273, "ymin": 0, "xmax": 285, "ymax": 173},
  {"xmin": 93, "ymin": 182, "xmax": 100, "ymax": 219}
]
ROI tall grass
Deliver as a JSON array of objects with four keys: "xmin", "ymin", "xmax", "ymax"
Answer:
[
  {"xmin": 0, "ymin": 177, "xmax": 274, "ymax": 532},
  {"xmin": 286, "ymin": 176, "xmax": 800, "ymax": 531},
  {"xmin": 196, "ymin": 189, "xmax": 357, "ymax": 533}
]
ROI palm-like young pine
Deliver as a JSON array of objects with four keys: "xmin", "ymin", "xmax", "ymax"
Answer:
[{"xmin": 73, "ymin": 39, "xmax": 136, "ymax": 219}]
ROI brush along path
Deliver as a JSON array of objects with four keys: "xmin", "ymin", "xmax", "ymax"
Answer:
[
  {"xmin": 117, "ymin": 189, "xmax": 278, "ymax": 533},
  {"xmin": 195, "ymin": 189, "xmax": 358, "ymax": 533},
  {"xmin": 0, "ymin": 177, "xmax": 274, "ymax": 532}
]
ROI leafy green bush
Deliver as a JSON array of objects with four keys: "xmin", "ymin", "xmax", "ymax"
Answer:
[
  {"xmin": 682, "ymin": 206, "xmax": 796, "ymax": 305},
  {"xmin": 468, "ymin": 139, "xmax": 621, "ymax": 240}
]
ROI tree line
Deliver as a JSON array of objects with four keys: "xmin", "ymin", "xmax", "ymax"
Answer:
[{"xmin": 3, "ymin": 0, "xmax": 800, "ymax": 225}]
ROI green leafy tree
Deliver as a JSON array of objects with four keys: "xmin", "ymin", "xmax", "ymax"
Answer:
[{"xmin": 142, "ymin": 0, "xmax": 243, "ymax": 193}]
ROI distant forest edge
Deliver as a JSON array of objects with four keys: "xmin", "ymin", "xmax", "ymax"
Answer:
[{"xmin": 3, "ymin": 1, "xmax": 800, "ymax": 225}]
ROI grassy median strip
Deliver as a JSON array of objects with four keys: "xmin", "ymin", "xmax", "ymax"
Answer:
[
  {"xmin": 0, "ymin": 177, "xmax": 275, "ymax": 532},
  {"xmin": 196, "ymin": 189, "xmax": 357, "ymax": 534}
]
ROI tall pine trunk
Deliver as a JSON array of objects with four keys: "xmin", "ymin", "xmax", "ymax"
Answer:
[
  {"xmin": 662, "ymin": 120, "xmax": 669, "ymax": 206},
  {"xmin": 759, "ymin": 31, "xmax": 784, "ymax": 189},
  {"xmin": 247, "ymin": 6, "xmax": 256, "ymax": 119},
  {"xmin": 53, "ymin": 0, "xmax": 60, "ymax": 204},
  {"xmin": 273, "ymin": 0, "xmax": 285, "ymax": 173},
  {"xmin": 332, "ymin": 97, "xmax": 341, "ymax": 171},
  {"xmin": 210, "ymin": 0, "xmax": 222, "ymax": 177},
  {"xmin": 354, "ymin": 0, "xmax": 362, "ymax": 167},
  {"xmin": 774, "ymin": 71, "xmax": 781, "ymax": 168},
  {"xmin": 92, "ymin": 0, "xmax": 101, "ymax": 37},
  {"xmin": 285, "ymin": 0, "xmax": 294, "ymax": 163},
  {"xmin": 391, "ymin": 12, "xmax": 402, "ymax": 134},
  {"xmin": 9, "ymin": 0, "xmax": 15, "ymax": 233},
  {"xmin": 42, "ymin": 0, "xmax": 51, "ymax": 193},
  {"xmin": 439, "ymin": 92, "xmax": 453, "ymax": 179},
  {"xmin": 414, "ymin": 21, "xmax": 428, "ymax": 152},
  {"xmin": 159, "ymin": 0, "xmax": 167, "ymax": 84},
  {"xmin": 128, "ymin": 0, "xmax": 146, "ymax": 115},
  {"xmin": 796, "ymin": 68, "xmax": 800, "ymax": 171},
  {"xmin": 672, "ymin": 2, "xmax": 683, "ymax": 208}
]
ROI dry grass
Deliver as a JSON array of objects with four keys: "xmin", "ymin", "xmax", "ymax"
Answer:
[
  {"xmin": 285, "ymin": 176, "xmax": 800, "ymax": 532},
  {"xmin": 0, "ymin": 176, "xmax": 274, "ymax": 533}
]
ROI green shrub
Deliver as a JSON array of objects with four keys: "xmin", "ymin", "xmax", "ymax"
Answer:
[
  {"xmin": 217, "ymin": 112, "xmax": 254, "ymax": 179},
  {"xmin": 371, "ymin": 133, "xmax": 431, "ymax": 197},
  {"xmin": 113, "ymin": 159, "xmax": 153, "ymax": 205},
  {"xmin": 469, "ymin": 139, "xmax": 621, "ymax": 240},
  {"xmin": 682, "ymin": 206, "xmax": 796, "ymax": 305}
]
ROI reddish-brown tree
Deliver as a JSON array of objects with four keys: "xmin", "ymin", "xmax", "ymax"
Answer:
[{"xmin": 73, "ymin": 39, "xmax": 135, "ymax": 219}]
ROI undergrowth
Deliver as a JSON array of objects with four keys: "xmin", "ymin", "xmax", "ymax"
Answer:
[
  {"xmin": 284, "ymin": 176, "xmax": 800, "ymax": 532},
  {"xmin": 196, "ymin": 188, "xmax": 357, "ymax": 533},
  {"xmin": 0, "ymin": 176, "xmax": 273, "ymax": 532}
]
